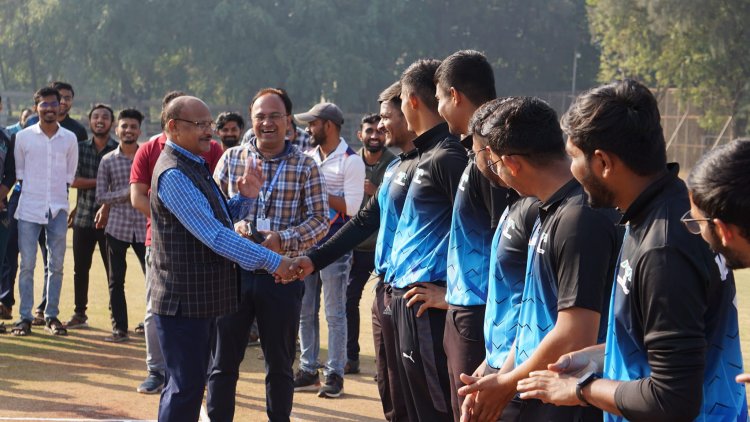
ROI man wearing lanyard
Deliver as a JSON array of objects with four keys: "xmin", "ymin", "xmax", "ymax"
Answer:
[{"xmin": 207, "ymin": 88, "xmax": 329, "ymax": 422}]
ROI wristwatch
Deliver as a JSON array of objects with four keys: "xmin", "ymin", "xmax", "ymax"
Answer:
[{"xmin": 576, "ymin": 371, "xmax": 599, "ymax": 406}]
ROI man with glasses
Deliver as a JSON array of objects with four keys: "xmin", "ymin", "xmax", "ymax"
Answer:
[
  {"xmin": 11, "ymin": 87, "xmax": 78, "ymax": 337},
  {"xmin": 150, "ymin": 95, "xmax": 296, "ymax": 421},
  {"xmin": 207, "ymin": 88, "xmax": 329, "ymax": 421},
  {"xmin": 459, "ymin": 96, "xmax": 619, "ymax": 422},
  {"xmin": 515, "ymin": 80, "xmax": 746, "ymax": 421},
  {"xmin": 129, "ymin": 91, "xmax": 224, "ymax": 395},
  {"xmin": 293, "ymin": 102, "xmax": 365, "ymax": 398}
]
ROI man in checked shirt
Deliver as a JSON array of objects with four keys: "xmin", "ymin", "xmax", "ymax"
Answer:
[
  {"xmin": 207, "ymin": 87, "xmax": 329, "ymax": 422},
  {"xmin": 96, "ymin": 108, "xmax": 148, "ymax": 343}
]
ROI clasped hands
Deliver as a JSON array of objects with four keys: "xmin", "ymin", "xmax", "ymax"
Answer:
[{"xmin": 273, "ymin": 256, "xmax": 315, "ymax": 284}]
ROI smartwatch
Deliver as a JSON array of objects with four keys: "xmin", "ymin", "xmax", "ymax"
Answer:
[{"xmin": 576, "ymin": 371, "xmax": 599, "ymax": 406}]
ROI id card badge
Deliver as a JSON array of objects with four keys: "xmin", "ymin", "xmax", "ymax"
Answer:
[{"xmin": 256, "ymin": 217, "xmax": 271, "ymax": 232}]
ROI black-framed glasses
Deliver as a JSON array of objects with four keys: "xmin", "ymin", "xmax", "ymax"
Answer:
[
  {"xmin": 173, "ymin": 118, "xmax": 216, "ymax": 131},
  {"xmin": 484, "ymin": 146, "xmax": 529, "ymax": 175},
  {"xmin": 680, "ymin": 210, "xmax": 713, "ymax": 235}
]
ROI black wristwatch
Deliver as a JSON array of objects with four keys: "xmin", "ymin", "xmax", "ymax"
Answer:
[{"xmin": 576, "ymin": 371, "xmax": 599, "ymax": 406}]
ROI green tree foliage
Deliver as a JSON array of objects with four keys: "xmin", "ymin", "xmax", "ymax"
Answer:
[
  {"xmin": 588, "ymin": 0, "xmax": 750, "ymax": 135},
  {"xmin": 0, "ymin": 0, "xmax": 598, "ymax": 113}
]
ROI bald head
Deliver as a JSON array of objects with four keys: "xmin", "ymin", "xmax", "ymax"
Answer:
[{"xmin": 165, "ymin": 96, "xmax": 214, "ymax": 155}]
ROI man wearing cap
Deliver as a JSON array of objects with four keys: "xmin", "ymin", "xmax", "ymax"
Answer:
[{"xmin": 293, "ymin": 102, "xmax": 365, "ymax": 398}]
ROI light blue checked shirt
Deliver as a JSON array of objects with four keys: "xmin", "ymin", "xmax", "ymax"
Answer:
[{"xmin": 157, "ymin": 141, "xmax": 282, "ymax": 273}]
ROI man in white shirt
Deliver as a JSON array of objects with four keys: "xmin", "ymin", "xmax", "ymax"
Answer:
[
  {"xmin": 10, "ymin": 87, "xmax": 78, "ymax": 337},
  {"xmin": 293, "ymin": 102, "xmax": 365, "ymax": 398}
]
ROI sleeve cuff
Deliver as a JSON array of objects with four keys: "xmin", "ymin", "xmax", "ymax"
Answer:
[
  {"xmin": 278, "ymin": 229, "xmax": 298, "ymax": 252},
  {"xmin": 262, "ymin": 250, "xmax": 283, "ymax": 274}
]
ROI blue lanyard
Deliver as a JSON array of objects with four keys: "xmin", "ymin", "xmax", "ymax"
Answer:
[{"xmin": 257, "ymin": 160, "xmax": 286, "ymax": 218}]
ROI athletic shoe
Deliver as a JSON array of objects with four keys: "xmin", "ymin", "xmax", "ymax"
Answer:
[
  {"xmin": 344, "ymin": 359, "xmax": 360, "ymax": 374},
  {"xmin": 293, "ymin": 369, "xmax": 320, "ymax": 392},
  {"xmin": 65, "ymin": 313, "xmax": 89, "ymax": 329},
  {"xmin": 104, "ymin": 329, "xmax": 129, "ymax": 343},
  {"xmin": 318, "ymin": 373, "xmax": 344, "ymax": 398},
  {"xmin": 137, "ymin": 371, "xmax": 165, "ymax": 394}
]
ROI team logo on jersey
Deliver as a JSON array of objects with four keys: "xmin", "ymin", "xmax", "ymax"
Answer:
[
  {"xmin": 536, "ymin": 231, "xmax": 549, "ymax": 255},
  {"xmin": 458, "ymin": 172, "xmax": 469, "ymax": 192},
  {"xmin": 503, "ymin": 219, "xmax": 516, "ymax": 240},
  {"xmin": 413, "ymin": 168, "xmax": 426, "ymax": 184},
  {"xmin": 395, "ymin": 171, "xmax": 408, "ymax": 186},
  {"xmin": 617, "ymin": 259, "xmax": 632, "ymax": 295},
  {"xmin": 715, "ymin": 254, "xmax": 729, "ymax": 281}
]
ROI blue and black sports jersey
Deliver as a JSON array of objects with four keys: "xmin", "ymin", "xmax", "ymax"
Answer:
[
  {"xmin": 484, "ymin": 195, "xmax": 539, "ymax": 369},
  {"xmin": 602, "ymin": 166, "xmax": 747, "ymax": 421},
  {"xmin": 373, "ymin": 150, "xmax": 419, "ymax": 276},
  {"xmin": 445, "ymin": 153, "xmax": 508, "ymax": 306},
  {"xmin": 513, "ymin": 179, "xmax": 619, "ymax": 368},
  {"xmin": 387, "ymin": 123, "xmax": 467, "ymax": 288}
]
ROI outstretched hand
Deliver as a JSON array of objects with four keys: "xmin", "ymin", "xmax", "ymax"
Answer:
[{"xmin": 274, "ymin": 256, "xmax": 314, "ymax": 284}]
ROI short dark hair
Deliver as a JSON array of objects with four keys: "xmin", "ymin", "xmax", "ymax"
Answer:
[
  {"xmin": 688, "ymin": 139, "xmax": 750, "ymax": 238},
  {"xmin": 216, "ymin": 111, "xmax": 245, "ymax": 130},
  {"xmin": 435, "ymin": 50, "xmax": 496, "ymax": 106},
  {"xmin": 378, "ymin": 81, "xmax": 403, "ymax": 109},
  {"xmin": 250, "ymin": 88, "xmax": 293, "ymax": 115},
  {"xmin": 33, "ymin": 87, "xmax": 60, "ymax": 105},
  {"xmin": 50, "ymin": 81, "xmax": 74, "ymax": 96},
  {"xmin": 400, "ymin": 59, "xmax": 441, "ymax": 112},
  {"xmin": 88, "ymin": 103, "xmax": 114, "ymax": 121},
  {"xmin": 562, "ymin": 79, "xmax": 666, "ymax": 176},
  {"xmin": 118, "ymin": 108, "xmax": 144, "ymax": 125},
  {"xmin": 483, "ymin": 96, "xmax": 565, "ymax": 166},
  {"xmin": 360, "ymin": 113, "xmax": 380, "ymax": 128},
  {"xmin": 160, "ymin": 91, "xmax": 186, "ymax": 128}
]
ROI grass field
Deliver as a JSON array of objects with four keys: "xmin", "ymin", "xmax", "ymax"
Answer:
[{"xmin": 0, "ymin": 233, "xmax": 749, "ymax": 420}]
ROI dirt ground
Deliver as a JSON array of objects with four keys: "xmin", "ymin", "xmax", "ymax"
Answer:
[{"xmin": 0, "ymin": 241, "xmax": 384, "ymax": 421}]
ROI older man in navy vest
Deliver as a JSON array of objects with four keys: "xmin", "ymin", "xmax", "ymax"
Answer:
[{"xmin": 150, "ymin": 96, "xmax": 295, "ymax": 421}]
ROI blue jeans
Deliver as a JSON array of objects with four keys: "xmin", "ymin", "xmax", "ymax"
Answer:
[
  {"xmin": 17, "ymin": 210, "xmax": 67, "ymax": 322},
  {"xmin": 298, "ymin": 252, "xmax": 352, "ymax": 377}
]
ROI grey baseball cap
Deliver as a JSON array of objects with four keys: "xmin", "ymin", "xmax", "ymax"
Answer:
[{"xmin": 294, "ymin": 102, "xmax": 344, "ymax": 126}]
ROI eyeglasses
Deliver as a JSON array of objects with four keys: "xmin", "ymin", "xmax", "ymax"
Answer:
[
  {"xmin": 484, "ymin": 146, "xmax": 528, "ymax": 175},
  {"xmin": 37, "ymin": 101, "xmax": 60, "ymax": 109},
  {"xmin": 173, "ymin": 118, "xmax": 216, "ymax": 131},
  {"xmin": 253, "ymin": 113, "xmax": 287, "ymax": 123},
  {"xmin": 680, "ymin": 210, "xmax": 713, "ymax": 235}
]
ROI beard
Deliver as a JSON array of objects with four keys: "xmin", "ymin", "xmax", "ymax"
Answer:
[
  {"xmin": 705, "ymin": 226, "xmax": 748, "ymax": 269},
  {"xmin": 310, "ymin": 132, "xmax": 325, "ymax": 147},
  {"xmin": 581, "ymin": 169, "xmax": 614, "ymax": 208},
  {"xmin": 221, "ymin": 137, "xmax": 239, "ymax": 148},
  {"xmin": 365, "ymin": 142, "xmax": 385, "ymax": 153}
]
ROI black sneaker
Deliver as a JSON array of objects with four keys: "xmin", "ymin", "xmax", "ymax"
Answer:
[
  {"xmin": 64, "ymin": 313, "xmax": 89, "ymax": 329},
  {"xmin": 344, "ymin": 359, "xmax": 360, "ymax": 374},
  {"xmin": 318, "ymin": 373, "xmax": 344, "ymax": 398},
  {"xmin": 137, "ymin": 371, "xmax": 165, "ymax": 394},
  {"xmin": 293, "ymin": 369, "xmax": 320, "ymax": 392},
  {"xmin": 104, "ymin": 329, "xmax": 129, "ymax": 343}
]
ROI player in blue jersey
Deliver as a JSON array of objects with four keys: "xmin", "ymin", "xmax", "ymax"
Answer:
[
  {"xmin": 458, "ymin": 96, "xmax": 619, "ymax": 422},
  {"xmin": 382, "ymin": 58, "xmax": 468, "ymax": 422},
  {"xmin": 434, "ymin": 50, "xmax": 509, "ymax": 421},
  {"xmin": 517, "ymin": 80, "xmax": 747, "ymax": 421},
  {"xmin": 689, "ymin": 139, "xmax": 750, "ymax": 386},
  {"xmin": 464, "ymin": 98, "xmax": 541, "ymax": 390},
  {"xmin": 293, "ymin": 81, "xmax": 417, "ymax": 421}
]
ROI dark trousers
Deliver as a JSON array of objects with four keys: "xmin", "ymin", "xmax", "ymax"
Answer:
[
  {"xmin": 106, "ymin": 234, "xmax": 146, "ymax": 332},
  {"xmin": 346, "ymin": 249, "xmax": 375, "ymax": 361},
  {"xmin": 0, "ymin": 189, "xmax": 47, "ymax": 309},
  {"xmin": 154, "ymin": 313, "xmax": 215, "ymax": 422},
  {"xmin": 372, "ymin": 280, "xmax": 408, "ymax": 422},
  {"xmin": 444, "ymin": 305, "xmax": 487, "ymax": 422},
  {"xmin": 391, "ymin": 284, "xmax": 452, "ymax": 422},
  {"xmin": 207, "ymin": 272, "xmax": 304, "ymax": 422},
  {"xmin": 72, "ymin": 225, "xmax": 108, "ymax": 315}
]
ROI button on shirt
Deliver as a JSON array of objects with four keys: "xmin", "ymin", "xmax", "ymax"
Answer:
[
  {"xmin": 74, "ymin": 136, "xmax": 118, "ymax": 228},
  {"xmin": 96, "ymin": 146, "xmax": 146, "ymax": 244},
  {"xmin": 14, "ymin": 123, "xmax": 78, "ymax": 223}
]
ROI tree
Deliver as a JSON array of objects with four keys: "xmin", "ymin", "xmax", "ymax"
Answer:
[{"xmin": 588, "ymin": 0, "xmax": 750, "ymax": 136}]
